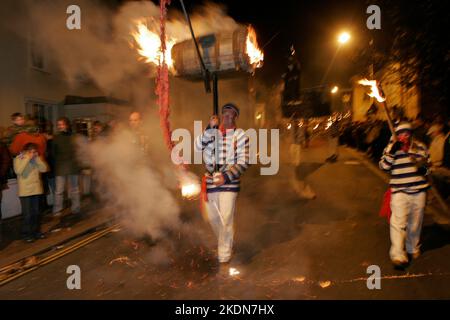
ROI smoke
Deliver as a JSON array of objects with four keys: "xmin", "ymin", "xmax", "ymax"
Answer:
[
  {"xmin": 17, "ymin": 0, "xmax": 242, "ymax": 105},
  {"xmin": 76, "ymin": 114, "xmax": 183, "ymax": 239},
  {"xmin": 166, "ymin": 2, "xmax": 239, "ymax": 41}
]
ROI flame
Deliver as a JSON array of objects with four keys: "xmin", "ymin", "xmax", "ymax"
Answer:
[
  {"xmin": 229, "ymin": 267, "xmax": 240, "ymax": 276},
  {"xmin": 246, "ymin": 26, "xmax": 264, "ymax": 68},
  {"xmin": 132, "ymin": 21, "xmax": 176, "ymax": 68},
  {"xmin": 181, "ymin": 182, "xmax": 201, "ymax": 199},
  {"xmin": 358, "ymin": 79, "xmax": 386, "ymax": 103}
]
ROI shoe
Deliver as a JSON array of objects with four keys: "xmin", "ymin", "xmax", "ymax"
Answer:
[
  {"xmin": 23, "ymin": 237, "xmax": 35, "ymax": 243},
  {"xmin": 408, "ymin": 251, "xmax": 421, "ymax": 260},
  {"xmin": 217, "ymin": 261, "xmax": 231, "ymax": 278},
  {"xmin": 52, "ymin": 211, "xmax": 62, "ymax": 218},
  {"xmin": 34, "ymin": 232, "xmax": 46, "ymax": 240},
  {"xmin": 391, "ymin": 259, "xmax": 408, "ymax": 269}
]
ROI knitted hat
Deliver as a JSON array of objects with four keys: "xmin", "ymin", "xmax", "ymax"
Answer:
[
  {"xmin": 395, "ymin": 122, "xmax": 412, "ymax": 135},
  {"xmin": 222, "ymin": 103, "xmax": 240, "ymax": 117}
]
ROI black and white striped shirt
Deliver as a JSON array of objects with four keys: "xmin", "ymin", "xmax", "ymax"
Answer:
[
  {"xmin": 195, "ymin": 126, "xmax": 250, "ymax": 193},
  {"xmin": 379, "ymin": 139, "xmax": 430, "ymax": 193}
]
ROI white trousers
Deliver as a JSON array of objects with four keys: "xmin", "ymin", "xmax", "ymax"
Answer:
[
  {"xmin": 289, "ymin": 143, "xmax": 301, "ymax": 166},
  {"xmin": 328, "ymin": 137, "xmax": 339, "ymax": 157},
  {"xmin": 390, "ymin": 191, "xmax": 426, "ymax": 261},
  {"xmin": 205, "ymin": 192, "xmax": 238, "ymax": 263}
]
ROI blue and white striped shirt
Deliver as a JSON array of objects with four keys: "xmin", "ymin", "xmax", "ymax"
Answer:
[
  {"xmin": 195, "ymin": 126, "xmax": 250, "ymax": 193},
  {"xmin": 379, "ymin": 139, "xmax": 430, "ymax": 193}
]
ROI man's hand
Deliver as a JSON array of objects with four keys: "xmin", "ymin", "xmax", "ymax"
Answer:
[
  {"xmin": 26, "ymin": 150, "xmax": 37, "ymax": 160},
  {"xmin": 213, "ymin": 172, "xmax": 225, "ymax": 187},
  {"xmin": 209, "ymin": 115, "xmax": 219, "ymax": 128},
  {"xmin": 389, "ymin": 141, "xmax": 402, "ymax": 155}
]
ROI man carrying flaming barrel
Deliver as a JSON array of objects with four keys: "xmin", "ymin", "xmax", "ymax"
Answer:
[{"xmin": 195, "ymin": 103, "xmax": 250, "ymax": 266}]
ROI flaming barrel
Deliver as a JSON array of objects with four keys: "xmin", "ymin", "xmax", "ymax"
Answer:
[{"xmin": 171, "ymin": 26, "xmax": 263, "ymax": 78}]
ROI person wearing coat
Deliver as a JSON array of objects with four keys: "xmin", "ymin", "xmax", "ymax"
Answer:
[
  {"xmin": 13, "ymin": 143, "xmax": 48, "ymax": 242},
  {"xmin": 0, "ymin": 142, "xmax": 12, "ymax": 243},
  {"xmin": 52, "ymin": 117, "xmax": 82, "ymax": 216}
]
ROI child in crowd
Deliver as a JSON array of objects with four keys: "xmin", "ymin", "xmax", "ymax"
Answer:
[{"xmin": 13, "ymin": 143, "xmax": 48, "ymax": 242}]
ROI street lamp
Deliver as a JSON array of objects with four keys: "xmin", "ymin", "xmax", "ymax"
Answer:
[
  {"xmin": 331, "ymin": 86, "xmax": 339, "ymax": 94},
  {"xmin": 338, "ymin": 32, "xmax": 351, "ymax": 45},
  {"xmin": 320, "ymin": 31, "xmax": 352, "ymax": 85}
]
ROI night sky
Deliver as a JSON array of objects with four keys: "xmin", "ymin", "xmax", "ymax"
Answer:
[{"xmin": 180, "ymin": 0, "xmax": 374, "ymax": 89}]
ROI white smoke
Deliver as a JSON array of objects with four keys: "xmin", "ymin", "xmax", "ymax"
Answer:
[
  {"xmin": 76, "ymin": 114, "xmax": 182, "ymax": 239},
  {"xmin": 19, "ymin": 0, "xmax": 242, "ymax": 103}
]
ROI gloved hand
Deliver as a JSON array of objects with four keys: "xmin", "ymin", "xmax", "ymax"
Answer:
[
  {"xmin": 389, "ymin": 141, "xmax": 403, "ymax": 155},
  {"xmin": 417, "ymin": 166, "xmax": 428, "ymax": 176}
]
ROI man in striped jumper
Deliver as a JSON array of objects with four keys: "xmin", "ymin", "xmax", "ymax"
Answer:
[
  {"xmin": 379, "ymin": 122, "xmax": 430, "ymax": 267},
  {"xmin": 195, "ymin": 103, "xmax": 250, "ymax": 265}
]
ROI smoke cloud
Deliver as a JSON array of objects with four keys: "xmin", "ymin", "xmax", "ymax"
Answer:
[
  {"xmin": 76, "ymin": 114, "xmax": 184, "ymax": 238},
  {"xmin": 18, "ymin": 0, "xmax": 242, "ymax": 105}
]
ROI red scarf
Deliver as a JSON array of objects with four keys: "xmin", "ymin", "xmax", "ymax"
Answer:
[
  {"xmin": 219, "ymin": 124, "xmax": 236, "ymax": 135},
  {"xmin": 379, "ymin": 188, "xmax": 392, "ymax": 223}
]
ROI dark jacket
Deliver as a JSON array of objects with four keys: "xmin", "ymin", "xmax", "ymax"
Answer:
[
  {"xmin": 0, "ymin": 143, "xmax": 12, "ymax": 186},
  {"xmin": 52, "ymin": 132, "xmax": 81, "ymax": 176}
]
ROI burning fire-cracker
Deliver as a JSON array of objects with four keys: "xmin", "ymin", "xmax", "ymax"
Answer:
[
  {"xmin": 109, "ymin": 256, "xmax": 137, "ymax": 268},
  {"xmin": 293, "ymin": 276, "xmax": 306, "ymax": 283},
  {"xmin": 319, "ymin": 280, "xmax": 332, "ymax": 288}
]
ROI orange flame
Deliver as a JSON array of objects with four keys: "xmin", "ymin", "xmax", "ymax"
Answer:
[
  {"xmin": 132, "ymin": 21, "xmax": 176, "ymax": 68},
  {"xmin": 246, "ymin": 26, "xmax": 264, "ymax": 68},
  {"xmin": 358, "ymin": 79, "xmax": 386, "ymax": 103},
  {"xmin": 181, "ymin": 182, "xmax": 201, "ymax": 199}
]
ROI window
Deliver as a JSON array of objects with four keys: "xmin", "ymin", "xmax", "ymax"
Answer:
[
  {"xmin": 25, "ymin": 99, "xmax": 57, "ymax": 133},
  {"xmin": 29, "ymin": 33, "xmax": 48, "ymax": 72}
]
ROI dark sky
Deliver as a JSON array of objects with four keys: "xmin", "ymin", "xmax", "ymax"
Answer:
[
  {"xmin": 181, "ymin": 0, "xmax": 373, "ymax": 89},
  {"xmin": 118, "ymin": 0, "xmax": 380, "ymax": 89}
]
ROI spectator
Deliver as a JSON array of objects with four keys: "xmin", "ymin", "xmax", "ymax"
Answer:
[
  {"xmin": 52, "ymin": 117, "xmax": 82, "ymax": 217},
  {"xmin": 427, "ymin": 122, "xmax": 446, "ymax": 168},
  {"xmin": 2, "ymin": 112, "xmax": 26, "ymax": 146},
  {"xmin": 443, "ymin": 120, "xmax": 450, "ymax": 169},
  {"xmin": 9, "ymin": 120, "xmax": 47, "ymax": 158},
  {"xmin": 43, "ymin": 121, "xmax": 56, "ymax": 208},
  {"xmin": 0, "ymin": 142, "xmax": 12, "ymax": 243},
  {"xmin": 128, "ymin": 111, "xmax": 150, "ymax": 156},
  {"xmin": 13, "ymin": 143, "xmax": 48, "ymax": 242},
  {"xmin": 412, "ymin": 115, "xmax": 430, "ymax": 145},
  {"xmin": 92, "ymin": 120, "xmax": 108, "ymax": 140}
]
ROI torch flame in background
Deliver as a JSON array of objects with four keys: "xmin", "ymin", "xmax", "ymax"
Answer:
[
  {"xmin": 132, "ymin": 21, "xmax": 176, "ymax": 68},
  {"xmin": 246, "ymin": 26, "xmax": 264, "ymax": 68},
  {"xmin": 358, "ymin": 79, "xmax": 386, "ymax": 103}
]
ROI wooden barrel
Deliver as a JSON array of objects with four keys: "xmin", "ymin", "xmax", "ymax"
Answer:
[{"xmin": 171, "ymin": 26, "xmax": 258, "ymax": 78}]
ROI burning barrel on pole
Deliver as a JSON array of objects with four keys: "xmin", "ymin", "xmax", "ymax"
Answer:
[{"xmin": 170, "ymin": 26, "xmax": 264, "ymax": 79}]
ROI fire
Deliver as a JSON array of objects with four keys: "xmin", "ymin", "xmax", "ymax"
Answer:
[
  {"xmin": 132, "ymin": 21, "xmax": 176, "ymax": 68},
  {"xmin": 181, "ymin": 182, "xmax": 201, "ymax": 199},
  {"xmin": 229, "ymin": 267, "xmax": 240, "ymax": 276},
  {"xmin": 358, "ymin": 79, "xmax": 386, "ymax": 103},
  {"xmin": 246, "ymin": 26, "xmax": 264, "ymax": 68}
]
